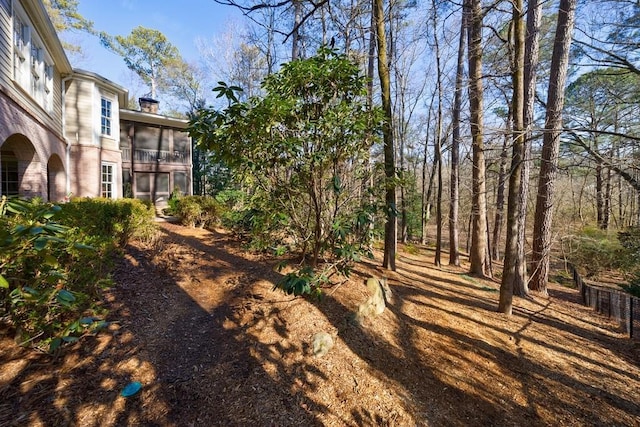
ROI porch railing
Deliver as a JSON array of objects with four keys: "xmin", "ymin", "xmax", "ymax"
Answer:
[{"xmin": 120, "ymin": 148, "xmax": 189, "ymax": 164}]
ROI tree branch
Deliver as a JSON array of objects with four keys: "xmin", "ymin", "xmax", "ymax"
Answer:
[
  {"xmin": 213, "ymin": 0, "xmax": 330, "ymax": 43},
  {"xmin": 564, "ymin": 129, "xmax": 640, "ymax": 192},
  {"xmin": 573, "ymin": 38, "xmax": 640, "ymax": 77}
]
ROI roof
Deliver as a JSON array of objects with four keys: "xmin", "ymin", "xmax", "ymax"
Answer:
[
  {"xmin": 21, "ymin": 0, "xmax": 72, "ymax": 74},
  {"xmin": 119, "ymin": 108, "xmax": 190, "ymax": 129},
  {"xmin": 72, "ymin": 69, "xmax": 129, "ymax": 107}
]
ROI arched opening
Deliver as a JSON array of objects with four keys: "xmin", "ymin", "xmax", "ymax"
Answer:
[
  {"xmin": 47, "ymin": 154, "xmax": 66, "ymax": 202},
  {"xmin": 1, "ymin": 134, "xmax": 39, "ymax": 198}
]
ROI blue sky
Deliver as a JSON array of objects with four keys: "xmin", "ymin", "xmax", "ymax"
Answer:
[{"xmin": 71, "ymin": 1, "xmax": 244, "ymax": 101}]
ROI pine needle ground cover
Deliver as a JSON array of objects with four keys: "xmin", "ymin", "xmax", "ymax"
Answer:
[{"xmin": 1, "ymin": 222, "xmax": 639, "ymax": 426}]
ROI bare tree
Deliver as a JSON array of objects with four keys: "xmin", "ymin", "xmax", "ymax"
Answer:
[
  {"xmin": 431, "ymin": 0, "xmax": 444, "ymax": 267},
  {"xmin": 530, "ymin": 0, "xmax": 578, "ymax": 294},
  {"xmin": 467, "ymin": 0, "xmax": 489, "ymax": 277},
  {"xmin": 374, "ymin": 0, "xmax": 397, "ymax": 271},
  {"xmin": 514, "ymin": 0, "xmax": 542, "ymax": 297},
  {"xmin": 499, "ymin": 0, "xmax": 525, "ymax": 315},
  {"xmin": 449, "ymin": 0, "xmax": 467, "ymax": 267}
]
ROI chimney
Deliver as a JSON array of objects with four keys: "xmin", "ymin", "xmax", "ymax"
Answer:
[{"xmin": 139, "ymin": 97, "xmax": 159, "ymax": 114}]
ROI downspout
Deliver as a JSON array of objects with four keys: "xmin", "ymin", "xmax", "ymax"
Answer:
[
  {"xmin": 61, "ymin": 74, "xmax": 73, "ymax": 199},
  {"xmin": 189, "ymin": 136, "xmax": 193, "ymax": 196}
]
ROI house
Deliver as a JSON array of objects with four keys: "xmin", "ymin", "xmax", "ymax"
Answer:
[
  {"xmin": 0, "ymin": 0, "xmax": 71, "ymax": 202},
  {"xmin": 120, "ymin": 98, "xmax": 192, "ymax": 206},
  {"xmin": 0, "ymin": 0, "xmax": 192, "ymax": 207}
]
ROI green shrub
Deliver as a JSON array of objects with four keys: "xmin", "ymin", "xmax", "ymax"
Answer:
[
  {"xmin": 175, "ymin": 195, "xmax": 222, "ymax": 229},
  {"xmin": 165, "ymin": 186, "xmax": 183, "ymax": 216},
  {"xmin": 617, "ymin": 227, "xmax": 640, "ymax": 296},
  {"xmin": 0, "ymin": 197, "xmax": 110, "ymax": 352},
  {"xmin": 1, "ymin": 197, "xmax": 158, "ymax": 351},
  {"xmin": 563, "ymin": 227, "xmax": 628, "ymax": 277},
  {"xmin": 58, "ymin": 197, "xmax": 157, "ymax": 245}
]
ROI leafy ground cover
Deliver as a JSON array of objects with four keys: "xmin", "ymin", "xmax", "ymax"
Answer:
[{"xmin": 1, "ymin": 221, "xmax": 639, "ymax": 426}]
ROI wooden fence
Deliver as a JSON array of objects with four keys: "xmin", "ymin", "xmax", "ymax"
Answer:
[{"xmin": 570, "ymin": 265, "xmax": 639, "ymax": 339}]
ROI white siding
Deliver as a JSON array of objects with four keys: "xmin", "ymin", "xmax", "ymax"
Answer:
[
  {"xmin": 65, "ymin": 78, "xmax": 95, "ymax": 145},
  {"xmin": 0, "ymin": 1, "xmax": 63, "ymax": 135},
  {"xmin": 0, "ymin": 0, "xmax": 13, "ymax": 86}
]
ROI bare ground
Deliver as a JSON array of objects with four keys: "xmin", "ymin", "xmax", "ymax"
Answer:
[{"xmin": 1, "ymin": 222, "xmax": 639, "ymax": 426}]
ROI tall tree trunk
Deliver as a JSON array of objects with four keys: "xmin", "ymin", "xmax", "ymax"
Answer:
[
  {"xmin": 467, "ymin": 0, "xmax": 489, "ymax": 277},
  {"xmin": 514, "ymin": 0, "xmax": 541, "ymax": 296},
  {"xmin": 390, "ymin": 8, "xmax": 408, "ymax": 244},
  {"xmin": 432, "ymin": 0, "xmax": 444, "ymax": 267},
  {"xmin": 499, "ymin": 0, "xmax": 525, "ymax": 315},
  {"xmin": 292, "ymin": 0, "xmax": 302, "ymax": 60},
  {"xmin": 374, "ymin": 0, "xmax": 397, "ymax": 271},
  {"xmin": 421, "ymin": 94, "xmax": 435, "ymax": 245},
  {"xmin": 367, "ymin": 10, "xmax": 376, "ymax": 108},
  {"xmin": 596, "ymin": 159, "xmax": 604, "ymax": 227},
  {"xmin": 449, "ymin": 1, "xmax": 466, "ymax": 267},
  {"xmin": 604, "ymin": 163, "xmax": 612, "ymax": 229},
  {"xmin": 530, "ymin": 0, "xmax": 577, "ymax": 294},
  {"xmin": 492, "ymin": 111, "xmax": 511, "ymax": 261},
  {"xmin": 603, "ymin": 141, "xmax": 614, "ymax": 229}
]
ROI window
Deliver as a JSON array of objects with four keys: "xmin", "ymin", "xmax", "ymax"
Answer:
[
  {"xmin": 122, "ymin": 169, "xmax": 132, "ymax": 198},
  {"xmin": 12, "ymin": 6, "xmax": 54, "ymax": 113},
  {"xmin": 135, "ymin": 172, "xmax": 170, "ymax": 203},
  {"xmin": 173, "ymin": 172, "xmax": 188, "ymax": 194},
  {"xmin": 13, "ymin": 16, "xmax": 28, "ymax": 88},
  {"xmin": 101, "ymin": 98, "xmax": 112, "ymax": 136},
  {"xmin": 43, "ymin": 63, "xmax": 53, "ymax": 112},
  {"xmin": 1, "ymin": 156, "xmax": 19, "ymax": 196},
  {"xmin": 13, "ymin": 17, "xmax": 26, "ymax": 58},
  {"xmin": 101, "ymin": 163, "xmax": 115, "ymax": 198}
]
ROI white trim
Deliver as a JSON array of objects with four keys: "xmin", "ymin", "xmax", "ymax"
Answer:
[
  {"xmin": 96, "ymin": 89, "xmax": 118, "ymax": 143},
  {"xmin": 101, "ymin": 97, "xmax": 113, "ymax": 136},
  {"xmin": 11, "ymin": 1, "xmax": 55, "ymax": 115},
  {"xmin": 100, "ymin": 161, "xmax": 117, "ymax": 199}
]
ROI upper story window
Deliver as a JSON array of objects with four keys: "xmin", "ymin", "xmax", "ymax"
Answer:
[
  {"xmin": 101, "ymin": 98, "xmax": 112, "ymax": 136},
  {"xmin": 13, "ymin": 17, "xmax": 27, "ymax": 57},
  {"xmin": 43, "ymin": 64, "xmax": 53, "ymax": 112},
  {"xmin": 12, "ymin": 5, "xmax": 54, "ymax": 114}
]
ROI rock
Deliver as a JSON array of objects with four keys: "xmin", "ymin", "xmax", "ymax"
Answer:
[
  {"xmin": 353, "ymin": 277, "xmax": 392, "ymax": 324},
  {"xmin": 311, "ymin": 332, "xmax": 334, "ymax": 357}
]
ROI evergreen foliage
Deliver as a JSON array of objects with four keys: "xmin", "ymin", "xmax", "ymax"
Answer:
[{"xmin": 189, "ymin": 47, "xmax": 383, "ymax": 294}]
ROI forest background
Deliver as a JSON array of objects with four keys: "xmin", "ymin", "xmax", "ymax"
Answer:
[{"xmin": 48, "ymin": 0, "xmax": 640, "ymax": 312}]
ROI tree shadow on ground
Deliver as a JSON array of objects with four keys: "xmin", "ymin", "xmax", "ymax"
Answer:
[
  {"xmin": 2, "ymin": 225, "xmax": 639, "ymax": 426},
  {"xmin": 316, "ymin": 256, "xmax": 640, "ymax": 425},
  {"xmin": 0, "ymin": 225, "xmax": 328, "ymax": 426}
]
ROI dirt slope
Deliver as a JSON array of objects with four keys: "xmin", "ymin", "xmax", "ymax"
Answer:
[{"xmin": 1, "ymin": 222, "xmax": 639, "ymax": 426}]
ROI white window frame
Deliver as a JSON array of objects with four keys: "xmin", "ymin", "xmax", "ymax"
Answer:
[
  {"xmin": 12, "ymin": 11, "xmax": 29, "ymax": 89},
  {"xmin": 11, "ymin": 2, "xmax": 55, "ymax": 114},
  {"xmin": 43, "ymin": 63, "xmax": 54, "ymax": 112},
  {"xmin": 101, "ymin": 97, "xmax": 112, "ymax": 136},
  {"xmin": 101, "ymin": 162, "xmax": 117, "ymax": 199}
]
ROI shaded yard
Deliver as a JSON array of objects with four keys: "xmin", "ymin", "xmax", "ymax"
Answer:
[{"xmin": 1, "ymin": 222, "xmax": 639, "ymax": 426}]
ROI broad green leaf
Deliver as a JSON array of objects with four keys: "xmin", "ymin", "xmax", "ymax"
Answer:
[
  {"xmin": 94, "ymin": 321, "xmax": 109, "ymax": 330},
  {"xmin": 34, "ymin": 237, "xmax": 48, "ymax": 251},
  {"xmin": 49, "ymin": 338, "xmax": 62, "ymax": 352},
  {"xmin": 43, "ymin": 223, "xmax": 67, "ymax": 234},
  {"xmin": 44, "ymin": 254, "xmax": 59, "ymax": 267},
  {"xmin": 80, "ymin": 317, "xmax": 95, "ymax": 325},
  {"xmin": 23, "ymin": 286, "xmax": 39, "ymax": 296},
  {"xmin": 57, "ymin": 289, "xmax": 76, "ymax": 303},
  {"xmin": 0, "ymin": 275, "xmax": 8, "ymax": 288},
  {"xmin": 30, "ymin": 226, "xmax": 44, "ymax": 235},
  {"xmin": 73, "ymin": 243, "xmax": 95, "ymax": 251}
]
